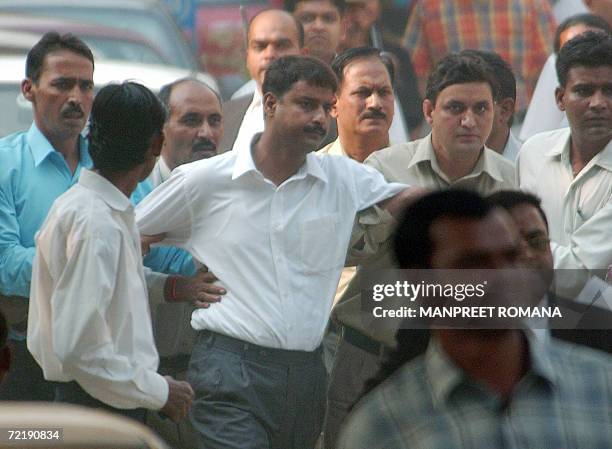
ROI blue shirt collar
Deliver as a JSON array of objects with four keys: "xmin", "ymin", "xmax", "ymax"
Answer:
[{"xmin": 26, "ymin": 122, "xmax": 92, "ymax": 169}]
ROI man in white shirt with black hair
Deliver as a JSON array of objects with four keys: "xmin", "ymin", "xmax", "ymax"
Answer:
[
  {"xmin": 136, "ymin": 55, "xmax": 419, "ymax": 449},
  {"xmin": 518, "ymin": 32, "xmax": 612, "ymax": 294},
  {"xmin": 28, "ymin": 82, "xmax": 194, "ymax": 423}
]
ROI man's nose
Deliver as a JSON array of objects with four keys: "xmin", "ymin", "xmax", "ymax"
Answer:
[
  {"xmin": 460, "ymin": 110, "xmax": 476, "ymax": 128},
  {"xmin": 197, "ymin": 121, "xmax": 212, "ymax": 139},
  {"xmin": 589, "ymin": 89, "xmax": 609, "ymax": 111},
  {"xmin": 366, "ymin": 92, "xmax": 383, "ymax": 110}
]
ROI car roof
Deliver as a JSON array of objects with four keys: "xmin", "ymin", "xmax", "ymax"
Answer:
[
  {"xmin": 0, "ymin": 55, "xmax": 217, "ymax": 94},
  {"xmin": 0, "ymin": 13, "xmax": 166, "ymax": 47},
  {"xmin": 0, "ymin": 0, "xmax": 161, "ymax": 9}
]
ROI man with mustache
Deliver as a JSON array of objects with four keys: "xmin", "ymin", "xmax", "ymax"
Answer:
[
  {"xmin": 317, "ymin": 46, "xmax": 396, "ymax": 449},
  {"xmin": 518, "ymin": 32, "xmax": 612, "ymax": 294},
  {"xmin": 149, "ymin": 78, "xmax": 223, "ymax": 187},
  {"xmin": 0, "ymin": 33, "xmax": 215, "ymax": 403},
  {"xmin": 136, "ymin": 55, "xmax": 420, "ymax": 449},
  {"xmin": 0, "ymin": 32, "xmax": 95, "ymax": 402},
  {"xmin": 323, "ymin": 51, "xmax": 516, "ymax": 449}
]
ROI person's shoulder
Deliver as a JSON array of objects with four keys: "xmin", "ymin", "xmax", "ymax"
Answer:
[
  {"xmin": 50, "ymin": 186, "xmax": 122, "ymax": 239},
  {"xmin": 0, "ymin": 130, "xmax": 28, "ymax": 159},
  {"xmin": 367, "ymin": 139, "xmax": 421, "ymax": 167},
  {"xmin": 222, "ymin": 94, "xmax": 253, "ymax": 112},
  {"xmin": 520, "ymin": 128, "xmax": 570, "ymax": 158},
  {"xmin": 173, "ymin": 151, "xmax": 238, "ymax": 193},
  {"xmin": 485, "ymin": 147, "xmax": 516, "ymax": 178},
  {"xmin": 340, "ymin": 357, "xmax": 432, "ymax": 448},
  {"xmin": 547, "ymin": 338, "xmax": 612, "ymax": 370}
]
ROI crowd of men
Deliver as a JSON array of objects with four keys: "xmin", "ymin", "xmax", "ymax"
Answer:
[{"xmin": 0, "ymin": 0, "xmax": 611, "ymax": 448}]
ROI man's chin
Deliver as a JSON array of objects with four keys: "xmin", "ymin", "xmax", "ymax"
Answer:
[{"xmin": 190, "ymin": 150, "xmax": 217, "ymax": 161}]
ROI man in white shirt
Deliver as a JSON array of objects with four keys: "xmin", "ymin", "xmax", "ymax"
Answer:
[
  {"xmin": 28, "ymin": 82, "xmax": 194, "ymax": 423},
  {"xmin": 520, "ymin": 13, "xmax": 611, "ymax": 141},
  {"xmin": 518, "ymin": 32, "xmax": 612, "ymax": 293},
  {"xmin": 136, "ymin": 55, "xmax": 417, "ymax": 449},
  {"xmin": 149, "ymin": 77, "xmax": 224, "ymax": 187}
]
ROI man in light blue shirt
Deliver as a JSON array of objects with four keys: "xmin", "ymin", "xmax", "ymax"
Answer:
[
  {"xmin": 0, "ymin": 32, "xmax": 96, "ymax": 401},
  {"xmin": 0, "ymin": 32, "xmax": 206, "ymax": 401}
]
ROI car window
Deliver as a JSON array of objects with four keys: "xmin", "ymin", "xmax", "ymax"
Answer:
[{"xmin": 1, "ymin": 6, "xmax": 196, "ymax": 70}]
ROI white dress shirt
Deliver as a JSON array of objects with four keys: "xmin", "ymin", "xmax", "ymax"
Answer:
[
  {"xmin": 520, "ymin": 54, "xmax": 568, "ymax": 141},
  {"xmin": 148, "ymin": 156, "xmax": 172, "ymax": 188},
  {"xmin": 231, "ymin": 89, "xmax": 263, "ymax": 153},
  {"xmin": 28, "ymin": 169, "xmax": 168, "ymax": 410},
  {"xmin": 518, "ymin": 129, "xmax": 612, "ymax": 271},
  {"xmin": 502, "ymin": 130, "xmax": 522, "ymax": 161},
  {"xmin": 136, "ymin": 141, "xmax": 406, "ymax": 351}
]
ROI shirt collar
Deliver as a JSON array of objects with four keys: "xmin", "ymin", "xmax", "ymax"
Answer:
[
  {"xmin": 409, "ymin": 134, "xmax": 505, "ymax": 183},
  {"xmin": 27, "ymin": 122, "xmax": 91, "ymax": 168},
  {"xmin": 544, "ymin": 128, "xmax": 572, "ymax": 158},
  {"xmin": 327, "ymin": 138, "xmax": 348, "ymax": 157},
  {"xmin": 158, "ymin": 155, "xmax": 173, "ymax": 182},
  {"xmin": 592, "ymin": 138, "xmax": 612, "ymax": 172},
  {"xmin": 425, "ymin": 331, "xmax": 557, "ymax": 408},
  {"xmin": 247, "ymin": 89, "xmax": 263, "ymax": 114},
  {"xmin": 78, "ymin": 168, "xmax": 132, "ymax": 212},
  {"xmin": 543, "ymin": 129, "xmax": 612, "ymax": 172},
  {"xmin": 232, "ymin": 133, "xmax": 328, "ymax": 184}
]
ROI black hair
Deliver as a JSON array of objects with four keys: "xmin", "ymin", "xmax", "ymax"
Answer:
[
  {"xmin": 284, "ymin": 0, "xmax": 346, "ymax": 15},
  {"xmin": 554, "ymin": 13, "xmax": 612, "ymax": 54},
  {"xmin": 392, "ymin": 189, "xmax": 493, "ymax": 269},
  {"xmin": 89, "ymin": 82, "xmax": 166, "ymax": 173},
  {"xmin": 362, "ymin": 190, "xmax": 494, "ymax": 398},
  {"xmin": 331, "ymin": 46, "xmax": 395, "ymax": 90},
  {"xmin": 262, "ymin": 55, "xmax": 337, "ymax": 98},
  {"xmin": 556, "ymin": 32, "xmax": 612, "ymax": 87},
  {"xmin": 248, "ymin": 9, "xmax": 305, "ymax": 48},
  {"xmin": 425, "ymin": 52, "xmax": 499, "ymax": 105},
  {"xmin": 26, "ymin": 31, "xmax": 94, "ymax": 83},
  {"xmin": 158, "ymin": 77, "xmax": 220, "ymax": 119},
  {"xmin": 461, "ymin": 50, "xmax": 516, "ymax": 102},
  {"xmin": 488, "ymin": 190, "xmax": 549, "ymax": 231}
]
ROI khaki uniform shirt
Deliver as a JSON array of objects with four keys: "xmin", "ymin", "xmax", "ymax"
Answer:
[{"xmin": 335, "ymin": 134, "xmax": 517, "ymax": 346}]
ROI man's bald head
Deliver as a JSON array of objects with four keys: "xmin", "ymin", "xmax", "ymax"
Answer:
[{"xmin": 247, "ymin": 9, "xmax": 304, "ymax": 89}]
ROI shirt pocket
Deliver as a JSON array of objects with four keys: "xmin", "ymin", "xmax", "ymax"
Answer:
[{"xmin": 298, "ymin": 213, "xmax": 343, "ymax": 273}]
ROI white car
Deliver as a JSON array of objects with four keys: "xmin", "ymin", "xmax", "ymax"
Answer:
[{"xmin": 0, "ymin": 55, "xmax": 219, "ymax": 138}]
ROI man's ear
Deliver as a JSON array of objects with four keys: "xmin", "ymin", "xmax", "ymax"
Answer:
[
  {"xmin": 423, "ymin": 99, "xmax": 434, "ymax": 126},
  {"xmin": 21, "ymin": 79, "xmax": 34, "ymax": 102},
  {"xmin": 498, "ymin": 98, "xmax": 515, "ymax": 127},
  {"xmin": 263, "ymin": 92, "xmax": 278, "ymax": 118},
  {"xmin": 555, "ymin": 86, "xmax": 566, "ymax": 112},
  {"xmin": 330, "ymin": 94, "xmax": 339, "ymax": 119}
]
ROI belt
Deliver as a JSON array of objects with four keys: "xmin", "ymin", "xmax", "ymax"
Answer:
[
  {"xmin": 341, "ymin": 325, "xmax": 391, "ymax": 358},
  {"xmin": 198, "ymin": 330, "xmax": 322, "ymax": 365}
]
